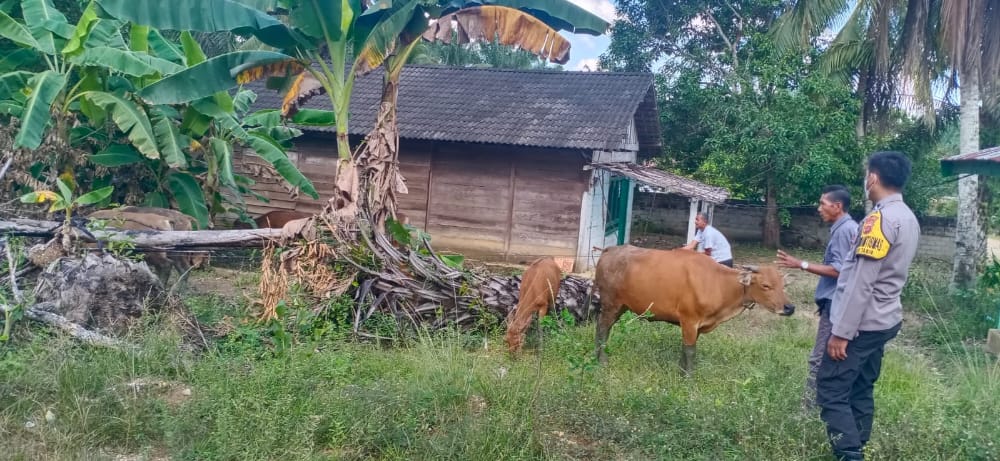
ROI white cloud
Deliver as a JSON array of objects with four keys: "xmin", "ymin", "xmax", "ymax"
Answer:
[
  {"xmin": 575, "ymin": 58, "xmax": 602, "ymax": 72},
  {"xmin": 567, "ymin": 0, "xmax": 618, "ymax": 23}
]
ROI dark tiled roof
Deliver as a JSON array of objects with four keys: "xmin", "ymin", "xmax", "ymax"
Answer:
[
  {"xmin": 941, "ymin": 145, "xmax": 1000, "ymax": 176},
  {"xmin": 246, "ymin": 65, "xmax": 661, "ymax": 153}
]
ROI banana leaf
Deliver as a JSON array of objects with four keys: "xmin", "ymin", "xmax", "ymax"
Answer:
[
  {"xmin": 0, "ymin": 70, "xmax": 31, "ymax": 100},
  {"xmin": 166, "ymin": 170, "xmax": 210, "ymax": 228},
  {"xmin": 0, "ymin": 49, "xmax": 40, "ymax": 73},
  {"xmin": 129, "ymin": 24, "xmax": 149, "ymax": 52},
  {"xmin": 150, "ymin": 106, "xmax": 188, "ymax": 168},
  {"xmin": 0, "ymin": 10, "xmax": 40, "ymax": 48},
  {"xmin": 13, "ymin": 70, "xmax": 66, "ymax": 149},
  {"xmin": 288, "ymin": 0, "xmax": 358, "ymax": 42},
  {"xmin": 148, "ymin": 29, "xmax": 185, "ymax": 64},
  {"xmin": 70, "ymin": 47, "xmax": 185, "ymax": 77},
  {"xmin": 138, "ymin": 50, "xmax": 295, "ymax": 105},
  {"xmin": 210, "ymin": 137, "xmax": 237, "ymax": 188},
  {"xmin": 62, "ymin": 0, "xmax": 98, "ymax": 56},
  {"xmin": 0, "ymin": 100, "xmax": 21, "ymax": 116},
  {"xmin": 95, "ymin": 0, "xmax": 300, "ymax": 50},
  {"xmin": 22, "ymin": 0, "xmax": 69, "ymax": 55},
  {"xmin": 89, "ymin": 144, "xmax": 144, "ymax": 166},
  {"xmin": 83, "ymin": 19, "xmax": 126, "ymax": 49},
  {"xmin": 244, "ymin": 131, "xmax": 318, "ymax": 199},
  {"xmin": 454, "ymin": 0, "xmax": 608, "ymax": 35},
  {"xmin": 82, "ymin": 91, "xmax": 160, "ymax": 159}
]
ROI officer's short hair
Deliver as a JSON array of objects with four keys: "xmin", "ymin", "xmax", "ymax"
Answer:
[
  {"xmin": 696, "ymin": 212, "xmax": 709, "ymax": 221},
  {"xmin": 867, "ymin": 151, "xmax": 912, "ymax": 190},
  {"xmin": 821, "ymin": 185, "xmax": 851, "ymax": 210}
]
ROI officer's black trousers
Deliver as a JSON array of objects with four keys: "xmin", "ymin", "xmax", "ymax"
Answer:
[{"xmin": 816, "ymin": 322, "xmax": 901, "ymax": 459}]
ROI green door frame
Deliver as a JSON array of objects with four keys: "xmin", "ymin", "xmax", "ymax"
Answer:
[{"xmin": 605, "ymin": 176, "xmax": 631, "ymax": 245}]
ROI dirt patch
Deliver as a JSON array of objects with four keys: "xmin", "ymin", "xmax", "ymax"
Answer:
[
  {"xmin": 185, "ymin": 267, "xmax": 258, "ymax": 299},
  {"xmin": 545, "ymin": 429, "xmax": 629, "ymax": 460},
  {"xmin": 630, "ymin": 232, "xmax": 687, "ymax": 250},
  {"xmin": 117, "ymin": 378, "xmax": 193, "ymax": 408}
]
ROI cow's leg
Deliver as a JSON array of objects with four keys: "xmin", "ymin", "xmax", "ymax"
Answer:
[
  {"xmin": 680, "ymin": 322, "xmax": 700, "ymax": 376},
  {"xmin": 594, "ymin": 298, "xmax": 625, "ymax": 366}
]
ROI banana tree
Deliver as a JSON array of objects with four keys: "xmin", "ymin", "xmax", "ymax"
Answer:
[
  {"xmin": 346, "ymin": 1, "xmax": 608, "ymax": 230},
  {"xmin": 81, "ymin": 30, "xmax": 318, "ymax": 227},
  {"xmin": 0, "ymin": 1, "xmax": 316, "ymax": 227},
  {"xmin": 94, "ymin": 0, "xmax": 607, "ymax": 230},
  {"xmin": 0, "ymin": 0, "xmax": 183, "ymax": 151}
]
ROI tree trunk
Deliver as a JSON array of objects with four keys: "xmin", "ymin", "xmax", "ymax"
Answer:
[
  {"xmin": 952, "ymin": 69, "xmax": 986, "ymax": 290},
  {"xmin": 763, "ymin": 172, "xmax": 780, "ymax": 248},
  {"xmin": 855, "ymin": 71, "xmax": 869, "ymax": 139},
  {"xmin": 354, "ymin": 73, "xmax": 405, "ymax": 233},
  {"xmin": 0, "ymin": 218, "xmax": 284, "ymax": 247}
]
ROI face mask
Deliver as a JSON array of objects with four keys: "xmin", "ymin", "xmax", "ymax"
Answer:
[{"xmin": 863, "ymin": 172, "xmax": 872, "ymax": 201}]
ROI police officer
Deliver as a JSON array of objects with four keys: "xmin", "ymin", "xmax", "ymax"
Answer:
[
  {"xmin": 775, "ymin": 185, "xmax": 858, "ymax": 410},
  {"xmin": 817, "ymin": 151, "xmax": 920, "ymax": 461}
]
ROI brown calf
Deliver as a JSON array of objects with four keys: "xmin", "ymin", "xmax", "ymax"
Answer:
[{"xmin": 504, "ymin": 257, "xmax": 563, "ymax": 354}]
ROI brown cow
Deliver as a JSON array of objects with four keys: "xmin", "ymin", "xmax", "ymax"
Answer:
[
  {"xmin": 594, "ymin": 245, "xmax": 795, "ymax": 374},
  {"xmin": 504, "ymin": 257, "xmax": 563, "ymax": 354},
  {"xmin": 86, "ymin": 207, "xmax": 205, "ymax": 288}
]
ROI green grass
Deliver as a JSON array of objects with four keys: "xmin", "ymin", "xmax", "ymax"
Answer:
[{"xmin": 1, "ymin": 256, "xmax": 999, "ymax": 460}]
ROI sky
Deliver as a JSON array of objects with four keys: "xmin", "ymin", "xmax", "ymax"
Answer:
[
  {"xmin": 562, "ymin": 0, "xmax": 617, "ymax": 71},
  {"xmin": 558, "ymin": 1, "xmax": 855, "ymax": 72}
]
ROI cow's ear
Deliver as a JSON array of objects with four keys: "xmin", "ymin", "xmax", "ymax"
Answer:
[{"xmin": 739, "ymin": 272, "xmax": 752, "ymax": 286}]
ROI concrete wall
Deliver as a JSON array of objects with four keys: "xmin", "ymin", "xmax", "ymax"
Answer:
[{"xmin": 632, "ymin": 191, "xmax": 957, "ymax": 261}]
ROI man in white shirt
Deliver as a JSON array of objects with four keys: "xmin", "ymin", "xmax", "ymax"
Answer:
[{"xmin": 682, "ymin": 212, "xmax": 734, "ymax": 267}]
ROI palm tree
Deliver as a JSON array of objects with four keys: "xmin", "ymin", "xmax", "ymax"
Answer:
[{"xmin": 773, "ymin": 0, "xmax": 1000, "ymax": 288}]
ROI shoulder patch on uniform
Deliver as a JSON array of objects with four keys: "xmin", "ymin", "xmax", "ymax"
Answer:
[{"xmin": 856, "ymin": 211, "xmax": 890, "ymax": 260}]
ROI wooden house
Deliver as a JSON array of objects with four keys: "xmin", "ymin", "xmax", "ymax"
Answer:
[{"xmin": 237, "ymin": 65, "xmax": 725, "ymax": 271}]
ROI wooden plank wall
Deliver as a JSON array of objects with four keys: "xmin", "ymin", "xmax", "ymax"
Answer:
[
  {"xmin": 235, "ymin": 137, "xmax": 590, "ymax": 265},
  {"xmin": 233, "ymin": 138, "xmax": 336, "ymax": 215},
  {"xmin": 425, "ymin": 145, "xmax": 589, "ymax": 264}
]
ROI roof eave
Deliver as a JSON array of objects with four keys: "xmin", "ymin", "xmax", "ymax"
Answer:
[{"xmin": 941, "ymin": 159, "xmax": 1000, "ymax": 177}]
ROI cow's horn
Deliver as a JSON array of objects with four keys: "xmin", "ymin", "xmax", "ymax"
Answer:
[{"xmin": 740, "ymin": 264, "xmax": 760, "ymax": 273}]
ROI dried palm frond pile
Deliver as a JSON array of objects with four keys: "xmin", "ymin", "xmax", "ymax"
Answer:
[{"xmin": 256, "ymin": 211, "xmax": 597, "ymax": 340}]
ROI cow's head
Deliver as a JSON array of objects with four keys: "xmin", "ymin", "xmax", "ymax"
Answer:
[{"xmin": 739, "ymin": 265, "xmax": 795, "ymax": 316}]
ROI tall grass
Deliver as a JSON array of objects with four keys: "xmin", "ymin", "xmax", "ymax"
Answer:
[{"xmin": 1, "ymin": 255, "xmax": 998, "ymax": 460}]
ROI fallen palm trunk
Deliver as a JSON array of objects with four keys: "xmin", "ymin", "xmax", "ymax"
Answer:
[
  {"xmin": 3, "ymin": 216, "xmax": 599, "ymax": 338},
  {"xmin": 0, "ymin": 218, "xmax": 284, "ymax": 248}
]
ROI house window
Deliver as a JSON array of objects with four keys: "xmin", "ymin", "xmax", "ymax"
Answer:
[{"xmin": 605, "ymin": 176, "xmax": 630, "ymax": 240}]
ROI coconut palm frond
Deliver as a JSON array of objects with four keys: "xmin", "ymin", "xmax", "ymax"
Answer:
[
  {"xmin": 869, "ymin": 0, "xmax": 892, "ymax": 77},
  {"xmin": 827, "ymin": 0, "xmax": 870, "ymax": 49},
  {"xmin": 939, "ymin": 0, "xmax": 984, "ymax": 74},
  {"xmin": 895, "ymin": 0, "xmax": 936, "ymax": 127},
  {"xmin": 771, "ymin": 0, "xmax": 851, "ymax": 50},
  {"xmin": 818, "ymin": 38, "xmax": 873, "ymax": 77},
  {"xmin": 899, "ymin": 0, "xmax": 930, "ymax": 76},
  {"xmin": 981, "ymin": 1, "xmax": 1000, "ymax": 114}
]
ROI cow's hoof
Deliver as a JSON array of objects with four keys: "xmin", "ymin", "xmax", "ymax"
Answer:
[{"xmin": 680, "ymin": 345, "xmax": 697, "ymax": 375}]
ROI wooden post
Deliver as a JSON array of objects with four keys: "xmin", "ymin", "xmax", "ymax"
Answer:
[
  {"xmin": 988, "ymin": 329, "xmax": 1000, "ymax": 356},
  {"xmin": 687, "ymin": 199, "xmax": 700, "ymax": 243},
  {"xmin": 700, "ymin": 200, "xmax": 712, "ymax": 223}
]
